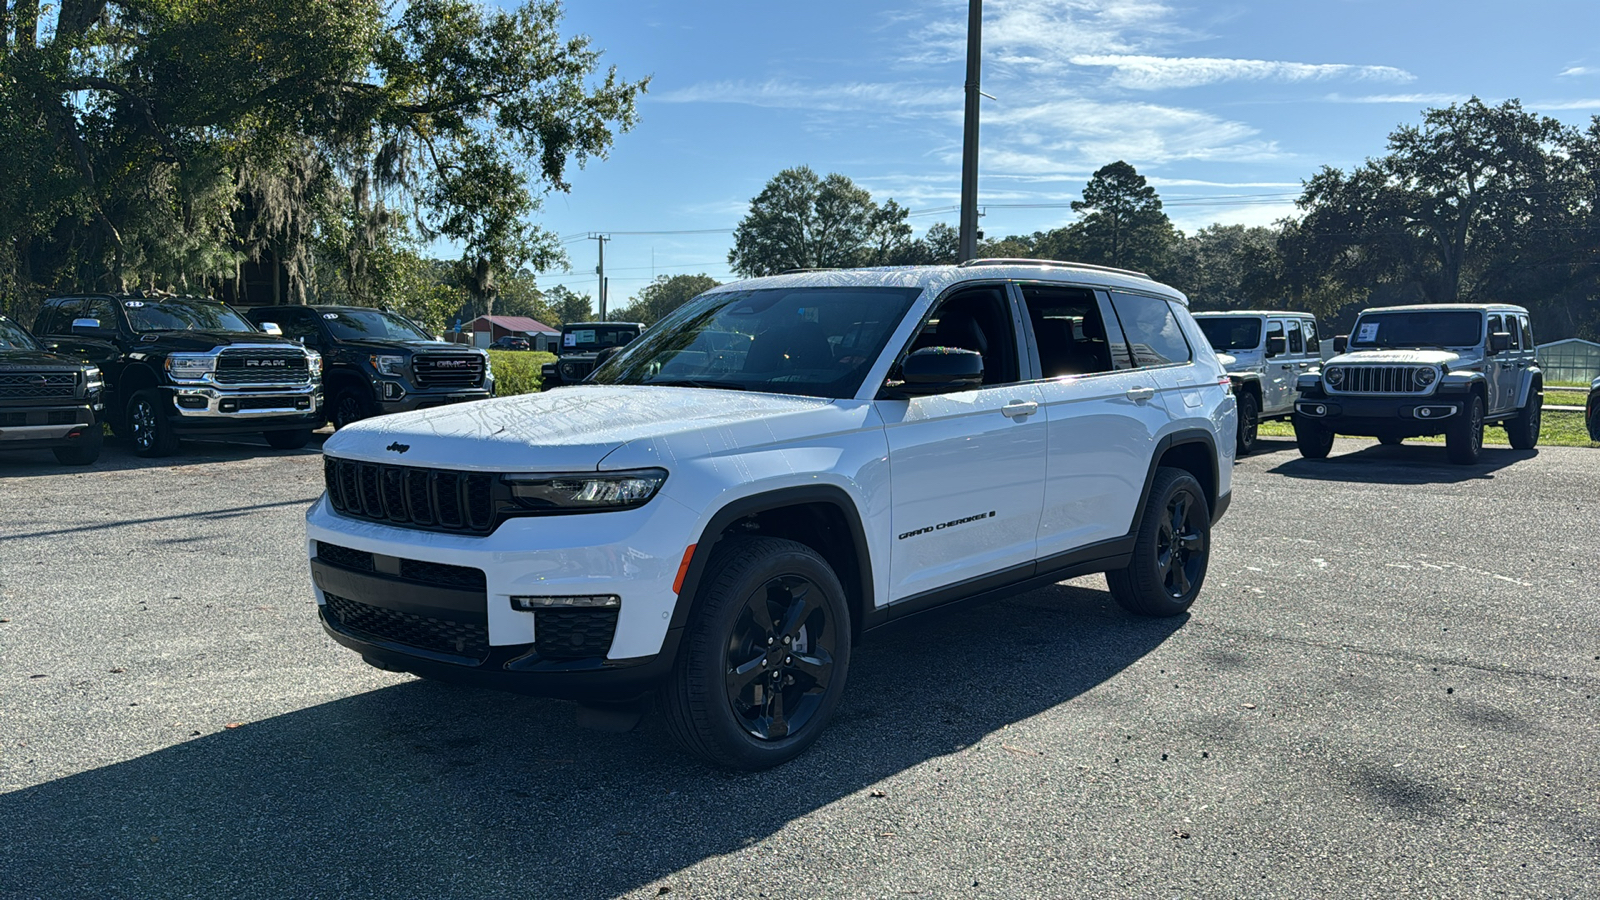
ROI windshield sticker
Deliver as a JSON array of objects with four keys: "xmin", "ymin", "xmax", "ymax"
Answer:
[
  {"xmin": 571, "ymin": 329, "xmax": 596, "ymax": 345},
  {"xmin": 123, "ymin": 300, "xmax": 145, "ymax": 308},
  {"xmin": 1356, "ymin": 322, "xmax": 1379, "ymax": 343},
  {"xmin": 323, "ymin": 313, "xmax": 339, "ymax": 319},
  {"xmin": 563, "ymin": 333, "xmax": 577, "ymax": 347}
]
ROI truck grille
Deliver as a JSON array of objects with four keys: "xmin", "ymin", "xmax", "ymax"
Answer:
[
  {"xmin": 324, "ymin": 456, "xmax": 497, "ymax": 534},
  {"xmin": 0, "ymin": 371, "xmax": 76, "ymax": 399},
  {"xmin": 314, "ymin": 541, "xmax": 487, "ymax": 590},
  {"xmin": 1331, "ymin": 365, "xmax": 1431, "ymax": 394},
  {"xmin": 413, "ymin": 354, "xmax": 485, "ymax": 388},
  {"xmin": 557, "ymin": 358, "xmax": 594, "ymax": 382},
  {"xmin": 535, "ymin": 609, "xmax": 618, "ymax": 660},
  {"xmin": 323, "ymin": 591, "xmax": 490, "ymax": 662},
  {"xmin": 215, "ymin": 349, "xmax": 310, "ymax": 385}
]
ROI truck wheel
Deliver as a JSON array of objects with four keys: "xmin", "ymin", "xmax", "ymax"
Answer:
[
  {"xmin": 1507, "ymin": 385, "xmax": 1541, "ymax": 450},
  {"xmin": 660, "ymin": 536, "xmax": 851, "ymax": 770},
  {"xmin": 52, "ymin": 426, "xmax": 103, "ymax": 466},
  {"xmin": 1234, "ymin": 392, "xmax": 1259, "ymax": 456},
  {"xmin": 264, "ymin": 429, "xmax": 313, "ymax": 450},
  {"xmin": 1106, "ymin": 468, "xmax": 1209, "ymax": 617},
  {"xmin": 1446, "ymin": 395, "xmax": 1485, "ymax": 465},
  {"xmin": 127, "ymin": 389, "xmax": 180, "ymax": 457},
  {"xmin": 1378, "ymin": 435, "xmax": 1402, "ymax": 446},
  {"xmin": 1294, "ymin": 419, "xmax": 1334, "ymax": 459},
  {"xmin": 332, "ymin": 388, "xmax": 373, "ymax": 429}
]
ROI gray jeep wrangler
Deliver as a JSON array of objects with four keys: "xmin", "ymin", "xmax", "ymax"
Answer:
[{"xmin": 1292, "ymin": 304, "xmax": 1542, "ymax": 465}]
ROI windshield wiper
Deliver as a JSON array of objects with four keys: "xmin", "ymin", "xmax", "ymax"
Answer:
[{"xmin": 645, "ymin": 378, "xmax": 747, "ymax": 391}]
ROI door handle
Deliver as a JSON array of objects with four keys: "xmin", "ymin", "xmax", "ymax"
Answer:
[
  {"xmin": 1125, "ymin": 386, "xmax": 1155, "ymax": 403},
  {"xmin": 1000, "ymin": 400, "xmax": 1038, "ymax": 419}
]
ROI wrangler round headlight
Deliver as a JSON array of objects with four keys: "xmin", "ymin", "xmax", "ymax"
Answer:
[
  {"xmin": 1324, "ymin": 366, "xmax": 1344, "ymax": 387},
  {"xmin": 502, "ymin": 468, "xmax": 668, "ymax": 512},
  {"xmin": 1414, "ymin": 366, "xmax": 1437, "ymax": 386}
]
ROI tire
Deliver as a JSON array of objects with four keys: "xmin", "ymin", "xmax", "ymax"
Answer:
[
  {"xmin": 660, "ymin": 536, "xmax": 851, "ymax": 770},
  {"xmin": 331, "ymin": 387, "xmax": 374, "ymax": 429},
  {"xmin": 1446, "ymin": 394, "xmax": 1485, "ymax": 465},
  {"xmin": 1106, "ymin": 468, "xmax": 1210, "ymax": 617},
  {"xmin": 1294, "ymin": 419, "xmax": 1335, "ymax": 459},
  {"xmin": 1507, "ymin": 384, "xmax": 1541, "ymax": 450},
  {"xmin": 264, "ymin": 429, "xmax": 313, "ymax": 450},
  {"xmin": 52, "ymin": 426, "xmax": 103, "ymax": 466},
  {"xmin": 126, "ymin": 389, "xmax": 179, "ymax": 457},
  {"xmin": 1234, "ymin": 391, "xmax": 1259, "ymax": 457},
  {"xmin": 1588, "ymin": 394, "xmax": 1600, "ymax": 443},
  {"xmin": 1378, "ymin": 435, "xmax": 1403, "ymax": 446}
]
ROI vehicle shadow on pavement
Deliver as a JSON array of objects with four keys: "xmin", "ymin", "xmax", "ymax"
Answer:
[
  {"xmin": 1267, "ymin": 443, "xmax": 1535, "ymax": 484},
  {"xmin": 0, "ymin": 433, "xmax": 328, "ymax": 478},
  {"xmin": 0, "ymin": 583, "xmax": 1181, "ymax": 900}
]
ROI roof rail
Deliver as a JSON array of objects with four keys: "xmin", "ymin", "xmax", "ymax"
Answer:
[
  {"xmin": 779, "ymin": 267, "xmax": 845, "ymax": 274},
  {"xmin": 958, "ymin": 258, "xmax": 1151, "ymax": 280}
]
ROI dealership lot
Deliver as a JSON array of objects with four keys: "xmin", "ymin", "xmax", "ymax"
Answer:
[{"xmin": 2, "ymin": 436, "xmax": 1596, "ymax": 899}]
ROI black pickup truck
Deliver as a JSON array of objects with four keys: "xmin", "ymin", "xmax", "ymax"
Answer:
[
  {"xmin": 32, "ymin": 293, "xmax": 323, "ymax": 457},
  {"xmin": 245, "ymin": 305, "xmax": 493, "ymax": 428},
  {"xmin": 540, "ymin": 321, "xmax": 642, "ymax": 389},
  {"xmin": 0, "ymin": 313, "xmax": 105, "ymax": 465}
]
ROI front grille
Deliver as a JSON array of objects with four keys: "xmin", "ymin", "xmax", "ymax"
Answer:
[
  {"xmin": 535, "ymin": 608, "xmax": 618, "ymax": 659},
  {"xmin": 413, "ymin": 354, "xmax": 485, "ymax": 388},
  {"xmin": 215, "ymin": 349, "xmax": 310, "ymax": 385},
  {"xmin": 1333, "ymin": 365, "xmax": 1431, "ymax": 394},
  {"xmin": 0, "ymin": 410, "xmax": 79, "ymax": 427},
  {"xmin": 324, "ymin": 456, "xmax": 497, "ymax": 534},
  {"xmin": 0, "ymin": 371, "xmax": 76, "ymax": 400},
  {"xmin": 232, "ymin": 396, "xmax": 302, "ymax": 410},
  {"xmin": 558, "ymin": 358, "xmax": 593, "ymax": 381},
  {"xmin": 315, "ymin": 541, "xmax": 488, "ymax": 590},
  {"xmin": 323, "ymin": 592, "xmax": 489, "ymax": 661}
]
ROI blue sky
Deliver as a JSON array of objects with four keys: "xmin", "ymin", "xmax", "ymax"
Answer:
[{"xmin": 511, "ymin": 0, "xmax": 1600, "ymax": 309}]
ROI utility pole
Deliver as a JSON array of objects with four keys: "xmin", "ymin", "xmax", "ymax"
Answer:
[
  {"xmin": 592, "ymin": 233, "xmax": 610, "ymax": 320},
  {"xmin": 958, "ymin": 0, "xmax": 983, "ymax": 262}
]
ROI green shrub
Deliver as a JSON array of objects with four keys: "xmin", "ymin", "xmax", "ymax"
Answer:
[{"xmin": 488, "ymin": 350, "xmax": 555, "ymax": 397}]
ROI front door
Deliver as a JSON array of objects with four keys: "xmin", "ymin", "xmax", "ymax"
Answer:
[{"xmin": 878, "ymin": 285, "xmax": 1046, "ymax": 604}]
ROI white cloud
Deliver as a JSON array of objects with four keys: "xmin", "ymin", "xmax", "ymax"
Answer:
[
  {"xmin": 1559, "ymin": 66, "xmax": 1596, "ymax": 77},
  {"xmin": 1323, "ymin": 92, "xmax": 1472, "ymax": 105},
  {"xmin": 904, "ymin": 0, "xmax": 1185, "ymax": 68},
  {"xmin": 1527, "ymin": 98, "xmax": 1600, "ymax": 110},
  {"xmin": 981, "ymin": 98, "xmax": 1282, "ymax": 168},
  {"xmin": 1070, "ymin": 55, "xmax": 1413, "ymax": 90},
  {"xmin": 653, "ymin": 80, "xmax": 955, "ymax": 112}
]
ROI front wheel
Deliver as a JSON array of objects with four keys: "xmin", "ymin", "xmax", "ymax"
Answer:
[
  {"xmin": 1234, "ymin": 391, "xmax": 1259, "ymax": 456},
  {"xmin": 1507, "ymin": 384, "xmax": 1541, "ymax": 450},
  {"xmin": 1446, "ymin": 395, "xmax": 1485, "ymax": 465},
  {"xmin": 331, "ymin": 387, "xmax": 373, "ymax": 429},
  {"xmin": 660, "ymin": 537, "xmax": 851, "ymax": 770},
  {"xmin": 52, "ymin": 426, "xmax": 103, "ymax": 466},
  {"xmin": 127, "ymin": 389, "xmax": 179, "ymax": 457},
  {"xmin": 1106, "ymin": 468, "xmax": 1210, "ymax": 617},
  {"xmin": 1294, "ymin": 419, "xmax": 1335, "ymax": 459},
  {"xmin": 263, "ymin": 429, "xmax": 313, "ymax": 450}
]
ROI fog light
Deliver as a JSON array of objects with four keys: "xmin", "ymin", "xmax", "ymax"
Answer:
[
  {"xmin": 1418, "ymin": 407, "xmax": 1432, "ymax": 418},
  {"xmin": 219, "ymin": 399, "xmax": 238, "ymax": 412},
  {"xmin": 511, "ymin": 595, "xmax": 621, "ymax": 610},
  {"xmin": 383, "ymin": 382, "xmax": 405, "ymax": 401},
  {"xmin": 177, "ymin": 394, "xmax": 207, "ymax": 409}
]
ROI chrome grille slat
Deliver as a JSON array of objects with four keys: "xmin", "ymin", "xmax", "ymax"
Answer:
[
  {"xmin": 1333, "ymin": 365, "xmax": 1431, "ymax": 395},
  {"xmin": 413, "ymin": 354, "xmax": 485, "ymax": 388},
  {"xmin": 215, "ymin": 348, "xmax": 311, "ymax": 385}
]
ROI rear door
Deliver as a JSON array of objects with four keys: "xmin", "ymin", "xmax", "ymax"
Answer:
[
  {"xmin": 1487, "ymin": 314, "xmax": 1518, "ymax": 414},
  {"xmin": 1262, "ymin": 317, "xmax": 1298, "ymax": 414}
]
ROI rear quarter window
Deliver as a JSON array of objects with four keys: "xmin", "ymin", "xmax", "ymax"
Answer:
[{"xmin": 1108, "ymin": 292, "xmax": 1192, "ymax": 368}]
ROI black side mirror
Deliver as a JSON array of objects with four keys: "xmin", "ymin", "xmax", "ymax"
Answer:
[
  {"xmin": 894, "ymin": 347, "xmax": 984, "ymax": 396},
  {"xmin": 70, "ymin": 317, "xmax": 107, "ymax": 336},
  {"xmin": 1333, "ymin": 335, "xmax": 1348, "ymax": 354},
  {"xmin": 1265, "ymin": 334, "xmax": 1287, "ymax": 357},
  {"xmin": 1488, "ymin": 332, "xmax": 1511, "ymax": 354}
]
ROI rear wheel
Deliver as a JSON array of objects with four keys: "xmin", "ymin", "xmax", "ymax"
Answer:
[
  {"xmin": 1446, "ymin": 394, "xmax": 1485, "ymax": 465},
  {"xmin": 127, "ymin": 389, "xmax": 179, "ymax": 457},
  {"xmin": 660, "ymin": 537, "xmax": 851, "ymax": 770},
  {"xmin": 1294, "ymin": 419, "xmax": 1335, "ymax": 459},
  {"xmin": 263, "ymin": 429, "xmax": 313, "ymax": 450},
  {"xmin": 52, "ymin": 426, "xmax": 103, "ymax": 466},
  {"xmin": 1507, "ymin": 384, "xmax": 1541, "ymax": 450},
  {"xmin": 1106, "ymin": 468, "xmax": 1209, "ymax": 617},
  {"xmin": 1234, "ymin": 391, "xmax": 1259, "ymax": 456}
]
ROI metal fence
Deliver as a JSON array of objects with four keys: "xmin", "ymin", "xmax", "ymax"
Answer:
[{"xmin": 1537, "ymin": 339, "xmax": 1600, "ymax": 384}]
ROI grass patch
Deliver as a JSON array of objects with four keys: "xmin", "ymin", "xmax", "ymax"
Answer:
[
  {"xmin": 1544, "ymin": 389, "xmax": 1588, "ymax": 407},
  {"xmin": 1259, "ymin": 410, "xmax": 1598, "ymax": 448},
  {"xmin": 487, "ymin": 350, "xmax": 555, "ymax": 397}
]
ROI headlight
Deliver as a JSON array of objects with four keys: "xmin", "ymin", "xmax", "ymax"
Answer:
[
  {"xmin": 481, "ymin": 352, "xmax": 492, "ymax": 376},
  {"xmin": 369, "ymin": 354, "xmax": 406, "ymax": 377},
  {"xmin": 166, "ymin": 354, "xmax": 216, "ymax": 379},
  {"xmin": 502, "ymin": 468, "xmax": 668, "ymax": 512},
  {"xmin": 1324, "ymin": 366, "xmax": 1344, "ymax": 387},
  {"xmin": 307, "ymin": 350, "xmax": 323, "ymax": 376},
  {"xmin": 1414, "ymin": 366, "xmax": 1437, "ymax": 387},
  {"xmin": 83, "ymin": 366, "xmax": 103, "ymax": 390}
]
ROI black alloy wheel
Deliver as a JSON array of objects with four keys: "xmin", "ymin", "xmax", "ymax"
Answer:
[
  {"xmin": 127, "ymin": 389, "xmax": 178, "ymax": 457},
  {"xmin": 1507, "ymin": 384, "xmax": 1541, "ymax": 451},
  {"xmin": 1107, "ymin": 467, "xmax": 1209, "ymax": 617},
  {"xmin": 332, "ymin": 388, "xmax": 372, "ymax": 429},
  {"xmin": 1294, "ymin": 418, "xmax": 1335, "ymax": 459},
  {"xmin": 1447, "ymin": 394, "xmax": 1485, "ymax": 465},
  {"xmin": 1154, "ymin": 486, "xmax": 1206, "ymax": 600},
  {"xmin": 1235, "ymin": 391, "xmax": 1259, "ymax": 456},
  {"xmin": 722, "ymin": 573, "xmax": 838, "ymax": 742}
]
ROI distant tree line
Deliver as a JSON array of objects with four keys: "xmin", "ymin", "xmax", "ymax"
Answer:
[{"xmin": 730, "ymin": 99, "xmax": 1600, "ymax": 341}]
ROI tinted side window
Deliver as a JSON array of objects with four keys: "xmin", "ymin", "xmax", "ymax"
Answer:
[
  {"xmin": 1301, "ymin": 319, "xmax": 1317, "ymax": 356},
  {"xmin": 906, "ymin": 285, "xmax": 1021, "ymax": 385},
  {"xmin": 1520, "ymin": 316, "xmax": 1535, "ymax": 351},
  {"xmin": 1108, "ymin": 292, "xmax": 1192, "ymax": 368},
  {"xmin": 81, "ymin": 296, "xmax": 118, "ymax": 330},
  {"xmin": 1286, "ymin": 319, "xmax": 1304, "ymax": 355},
  {"xmin": 35, "ymin": 298, "xmax": 79, "ymax": 335},
  {"xmin": 1488, "ymin": 315, "xmax": 1503, "ymax": 344},
  {"xmin": 277, "ymin": 309, "xmax": 322, "ymax": 345},
  {"xmin": 1018, "ymin": 284, "xmax": 1118, "ymax": 377}
]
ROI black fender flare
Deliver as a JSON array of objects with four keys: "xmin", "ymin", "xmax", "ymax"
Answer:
[{"xmin": 1131, "ymin": 429, "xmax": 1222, "ymax": 532}]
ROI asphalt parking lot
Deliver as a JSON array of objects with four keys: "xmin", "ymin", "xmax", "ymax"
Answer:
[{"xmin": 2, "ymin": 434, "xmax": 1597, "ymax": 899}]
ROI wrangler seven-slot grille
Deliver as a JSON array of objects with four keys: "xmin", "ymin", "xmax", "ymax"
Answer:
[
  {"xmin": 413, "ymin": 354, "xmax": 485, "ymax": 388},
  {"xmin": 214, "ymin": 348, "xmax": 310, "ymax": 385},
  {"xmin": 1332, "ymin": 365, "xmax": 1432, "ymax": 394},
  {"xmin": 324, "ymin": 457, "xmax": 497, "ymax": 534},
  {"xmin": 0, "ymin": 371, "xmax": 76, "ymax": 399}
]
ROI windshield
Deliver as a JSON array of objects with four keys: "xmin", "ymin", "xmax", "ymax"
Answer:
[
  {"xmin": 0, "ymin": 316, "xmax": 42, "ymax": 351},
  {"xmin": 1349, "ymin": 311, "xmax": 1482, "ymax": 349},
  {"xmin": 321, "ymin": 309, "xmax": 433, "ymax": 342},
  {"xmin": 591, "ymin": 286, "xmax": 922, "ymax": 399},
  {"xmin": 123, "ymin": 297, "xmax": 256, "ymax": 333},
  {"xmin": 1196, "ymin": 317, "xmax": 1263, "ymax": 351},
  {"xmin": 563, "ymin": 325, "xmax": 638, "ymax": 353}
]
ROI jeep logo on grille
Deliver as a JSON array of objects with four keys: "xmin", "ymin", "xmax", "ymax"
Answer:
[{"xmin": 244, "ymin": 359, "xmax": 289, "ymax": 367}]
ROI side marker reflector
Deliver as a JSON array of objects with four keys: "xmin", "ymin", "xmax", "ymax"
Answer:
[{"xmin": 673, "ymin": 544, "xmax": 697, "ymax": 595}]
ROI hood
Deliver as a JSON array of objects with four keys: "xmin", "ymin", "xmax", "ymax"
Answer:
[
  {"xmin": 0, "ymin": 348, "xmax": 92, "ymax": 370},
  {"xmin": 1326, "ymin": 348, "xmax": 1463, "ymax": 367},
  {"xmin": 323, "ymin": 384, "xmax": 834, "ymax": 471},
  {"xmin": 138, "ymin": 330, "xmax": 303, "ymax": 352},
  {"xmin": 335, "ymin": 338, "xmax": 476, "ymax": 354}
]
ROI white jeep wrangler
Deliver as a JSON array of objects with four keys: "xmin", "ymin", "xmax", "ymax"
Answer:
[
  {"xmin": 1193, "ymin": 310, "xmax": 1321, "ymax": 455},
  {"xmin": 1293, "ymin": 303, "xmax": 1543, "ymax": 464},
  {"xmin": 304, "ymin": 260, "xmax": 1236, "ymax": 768}
]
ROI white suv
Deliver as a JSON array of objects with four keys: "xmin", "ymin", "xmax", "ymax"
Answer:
[{"xmin": 305, "ymin": 261, "xmax": 1236, "ymax": 768}]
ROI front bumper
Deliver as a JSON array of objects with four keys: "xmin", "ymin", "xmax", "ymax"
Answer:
[
  {"xmin": 380, "ymin": 386, "xmax": 494, "ymax": 413},
  {"xmin": 167, "ymin": 385, "xmax": 323, "ymax": 433},
  {"xmin": 0, "ymin": 403, "xmax": 97, "ymax": 447},
  {"xmin": 304, "ymin": 492, "xmax": 700, "ymax": 701},
  {"xmin": 1295, "ymin": 394, "xmax": 1463, "ymax": 436}
]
